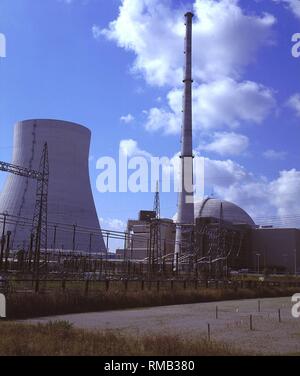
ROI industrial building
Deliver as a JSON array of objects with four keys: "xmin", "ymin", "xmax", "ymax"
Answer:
[
  {"xmin": 118, "ymin": 210, "xmax": 175, "ymax": 260},
  {"xmin": 194, "ymin": 198, "xmax": 254, "ymax": 274},
  {"xmin": 251, "ymin": 227, "xmax": 299, "ymax": 274},
  {"xmin": 117, "ymin": 198, "xmax": 300, "ymax": 274},
  {"xmin": 194, "ymin": 198, "xmax": 299, "ymax": 274},
  {"xmin": 0, "ymin": 119, "xmax": 106, "ymax": 253}
]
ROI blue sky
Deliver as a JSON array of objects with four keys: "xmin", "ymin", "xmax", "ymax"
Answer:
[{"xmin": 1, "ymin": 0, "xmax": 300, "ymax": 235}]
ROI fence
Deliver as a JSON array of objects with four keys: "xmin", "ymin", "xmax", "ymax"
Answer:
[{"xmin": 6, "ymin": 278, "xmax": 300, "ymax": 295}]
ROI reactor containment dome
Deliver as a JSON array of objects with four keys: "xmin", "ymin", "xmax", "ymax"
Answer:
[
  {"xmin": 194, "ymin": 198, "xmax": 255, "ymax": 227},
  {"xmin": 0, "ymin": 119, "xmax": 106, "ymax": 252}
]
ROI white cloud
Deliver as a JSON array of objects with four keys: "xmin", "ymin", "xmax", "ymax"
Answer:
[
  {"xmin": 119, "ymin": 139, "xmax": 300, "ymax": 227},
  {"xmin": 145, "ymin": 79, "xmax": 275, "ymax": 134},
  {"xmin": 204, "ymin": 158, "xmax": 300, "ymax": 226},
  {"xmin": 99, "ymin": 0, "xmax": 277, "ymax": 140},
  {"xmin": 287, "ymin": 0, "xmax": 300, "ymax": 18},
  {"xmin": 99, "ymin": 0, "xmax": 276, "ymax": 86},
  {"xmin": 193, "ymin": 79, "xmax": 275, "ymax": 129},
  {"xmin": 92, "ymin": 25, "xmax": 102, "ymax": 39},
  {"xmin": 199, "ymin": 132, "xmax": 249, "ymax": 156},
  {"xmin": 144, "ymin": 107, "xmax": 180, "ymax": 134},
  {"xmin": 263, "ymin": 149, "xmax": 287, "ymax": 160},
  {"xmin": 287, "ymin": 93, "xmax": 300, "ymax": 117},
  {"xmin": 190, "ymin": 155, "xmax": 300, "ymax": 225},
  {"xmin": 100, "ymin": 217, "xmax": 126, "ymax": 231},
  {"xmin": 269, "ymin": 169, "xmax": 300, "ymax": 218},
  {"xmin": 274, "ymin": 0, "xmax": 300, "ymax": 19},
  {"xmin": 120, "ymin": 114, "xmax": 135, "ymax": 123},
  {"xmin": 119, "ymin": 139, "xmax": 152, "ymax": 159},
  {"xmin": 203, "ymin": 156, "xmax": 251, "ymax": 188},
  {"xmin": 174, "ymin": 154, "xmax": 273, "ymax": 220}
]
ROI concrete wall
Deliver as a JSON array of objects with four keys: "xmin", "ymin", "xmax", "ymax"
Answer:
[
  {"xmin": 251, "ymin": 228, "xmax": 300, "ymax": 273},
  {"xmin": 0, "ymin": 119, "xmax": 106, "ymax": 252}
]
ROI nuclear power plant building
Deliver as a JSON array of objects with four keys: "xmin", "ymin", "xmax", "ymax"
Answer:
[
  {"xmin": 194, "ymin": 198, "xmax": 300, "ymax": 274},
  {"xmin": 118, "ymin": 210, "xmax": 175, "ymax": 260}
]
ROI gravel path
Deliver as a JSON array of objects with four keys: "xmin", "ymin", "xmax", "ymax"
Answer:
[{"xmin": 24, "ymin": 296, "xmax": 300, "ymax": 355}]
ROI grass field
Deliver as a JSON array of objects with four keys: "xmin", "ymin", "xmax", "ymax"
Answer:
[
  {"xmin": 6, "ymin": 286, "xmax": 300, "ymax": 319},
  {"xmin": 0, "ymin": 320, "xmax": 239, "ymax": 356}
]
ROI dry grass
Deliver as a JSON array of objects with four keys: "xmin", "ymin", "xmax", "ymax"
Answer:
[
  {"xmin": 0, "ymin": 321, "xmax": 239, "ymax": 356},
  {"xmin": 6, "ymin": 286, "xmax": 299, "ymax": 320}
]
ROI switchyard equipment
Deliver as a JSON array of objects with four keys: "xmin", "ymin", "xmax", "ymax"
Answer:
[
  {"xmin": 149, "ymin": 182, "xmax": 162, "ymax": 268},
  {"xmin": 0, "ymin": 143, "xmax": 49, "ymax": 273}
]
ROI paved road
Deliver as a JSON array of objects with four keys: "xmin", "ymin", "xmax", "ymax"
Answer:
[{"xmin": 25, "ymin": 296, "xmax": 300, "ymax": 355}]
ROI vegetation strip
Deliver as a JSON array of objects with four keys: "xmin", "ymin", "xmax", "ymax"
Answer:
[
  {"xmin": 6, "ymin": 286, "xmax": 299, "ymax": 320},
  {"xmin": 0, "ymin": 321, "xmax": 239, "ymax": 356}
]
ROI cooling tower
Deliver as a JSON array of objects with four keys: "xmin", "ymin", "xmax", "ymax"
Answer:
[{"xmin": 0, "ymin": 119, "xmax": 106, "ymax": 252}]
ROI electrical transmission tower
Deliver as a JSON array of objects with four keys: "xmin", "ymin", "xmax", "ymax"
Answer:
[
  {"xmin": 153, "ymin": 181, "xmax": 160, "ymax": 220},
  {"xmin": 150, "ymin": 182, "xmax": 162, "ymax": 268},
  {"xmin": 32, "ymin": 143, "xmax": 49, "ymax": 275},
  {"xmin": 0, "ymin": 143, "xmax": 49, "ymax": 274}
]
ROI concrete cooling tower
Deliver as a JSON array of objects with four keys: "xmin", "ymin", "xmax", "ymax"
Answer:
[{"xmin": 0, "ymin": 119, "xmax": 106, "ymax": 252}]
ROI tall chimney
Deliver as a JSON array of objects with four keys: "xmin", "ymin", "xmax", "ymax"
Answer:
[{"xmin": 174, "ymin": 12, "xmax": 194, "ymax": 259}]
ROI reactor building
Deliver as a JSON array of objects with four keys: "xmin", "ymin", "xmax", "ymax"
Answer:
[
  {"xmin": 0, "ymin": 119, "xmax": 106, "ymax": 253},
  {"xmin": 119, "ymin": 198, "xmax": 299, "ymax": 274},
  {"xmin": 194, "ymin": 198, "xmax": 300, "ymax": 274}
]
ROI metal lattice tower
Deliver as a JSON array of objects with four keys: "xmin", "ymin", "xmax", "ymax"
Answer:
[
  {"xmin": 150, "ymin": 182, "xmax": 162, "ymax": 266},
  {"xmin": 153, "ymin": 181, "xmax": 160, "ymax": 220},
  {"xmin": 0, "ymin": 161, "xmax": 43, "ymax": 180},
  {"xmin": 0, "ymin": 142, "xmax": 49, "ymax": 272},
  {"xmin": 32, "ymin": 142, "xmax": 49, "ymax": 274}
]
